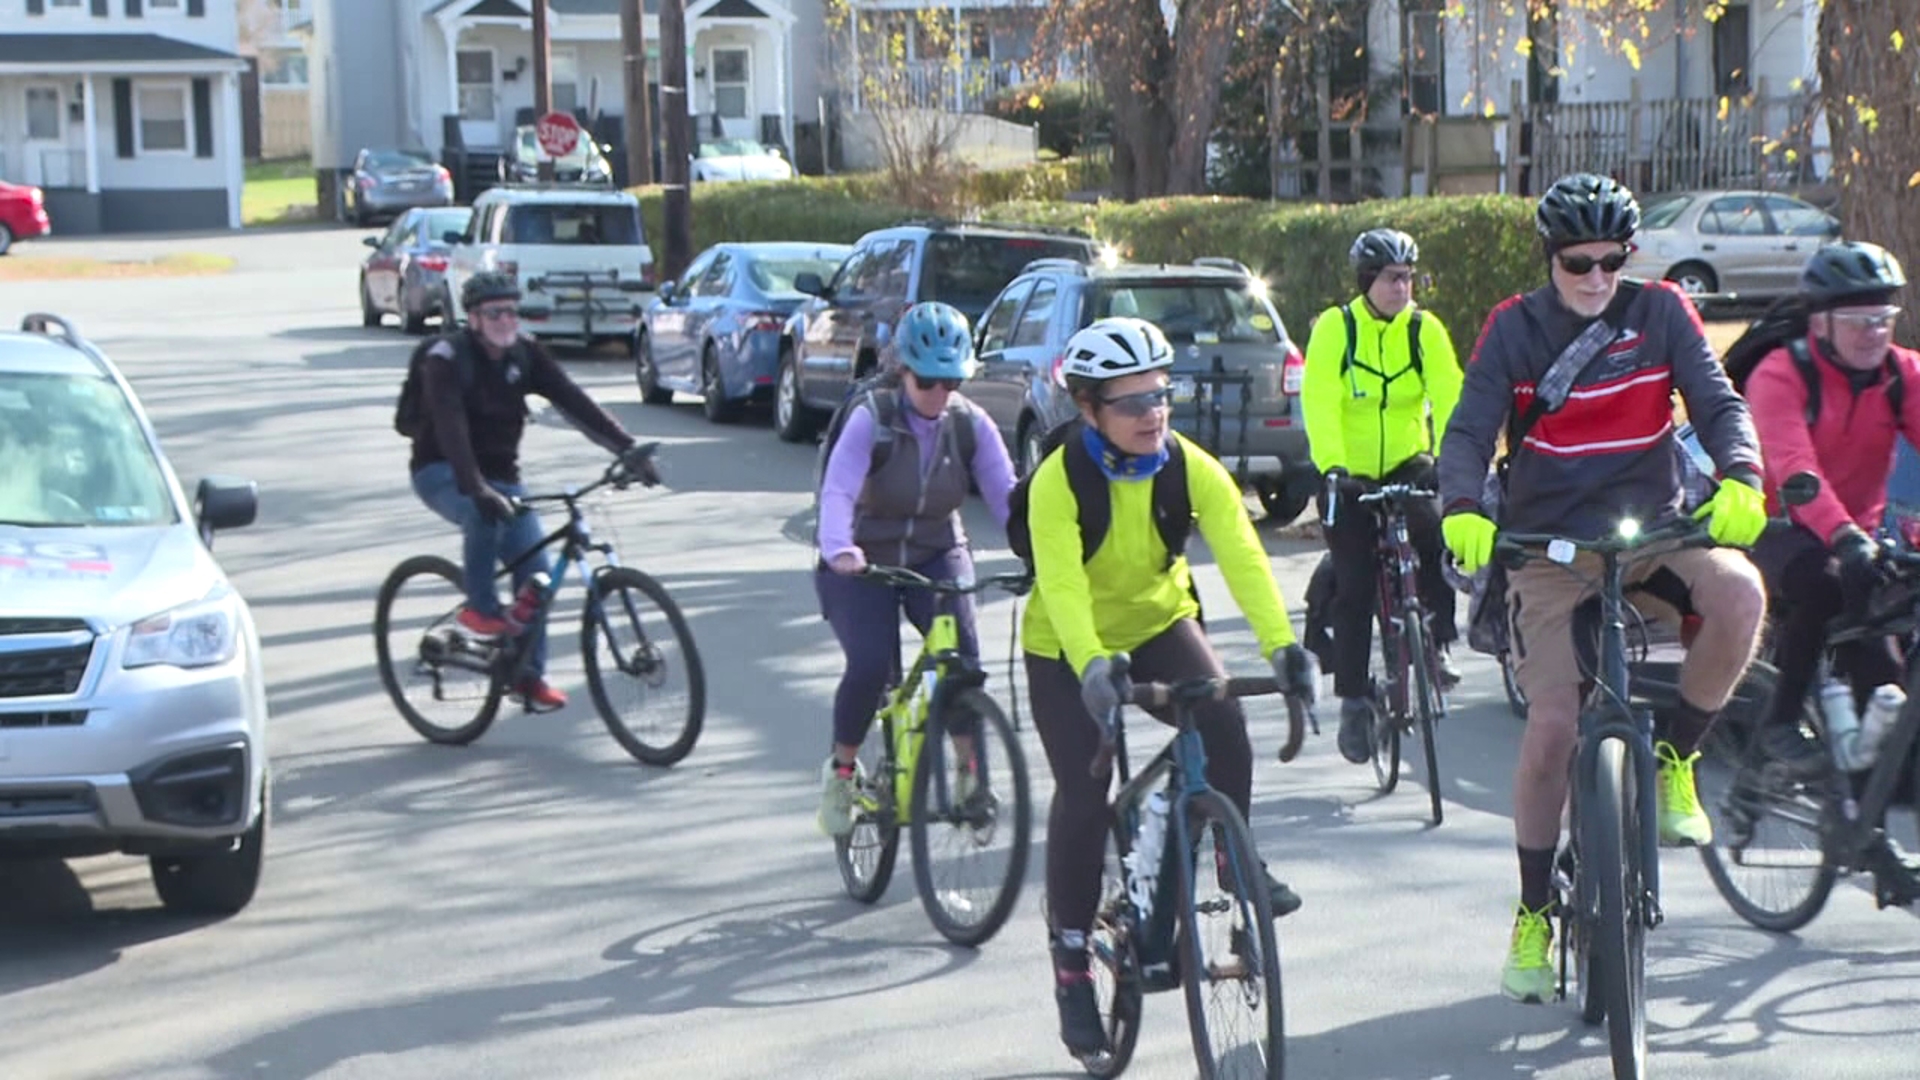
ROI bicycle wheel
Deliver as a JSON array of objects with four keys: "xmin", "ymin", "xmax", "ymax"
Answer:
[
  {"xmin": 1502, "ymin": 651, "xmax": 1529, "ymax": 719},
  {"xmin": 1587, "ymin": 736, "xmax": 1646, "ymax": 1080},
  {"xmin": 1698, "ymin": 744, "xmax": 1841, "ymax": 933},
  {"xmin": 1406, "ymin": 621, "xmax": 1445, "ymax": 827},
  {"xmin": 374, "ymin": 555, "xmax": 504, "ymax": 745},
  {"xmin": 909, "ymin": 688, "xmax": 1033, "ymax": 947},
  {"xmin": 836, "ymin": 717, "xmax": 901, "ymax": 903},
  {"xmin": 1177, "ymin": 788, "xmax": 1284, "ymax": 1080},
  {"xmin": 581, "ymin": 567, "xmax": 706, "ymax": 766},
  {"xmin": 1370, "ymin": 623, "xmax": 1402, "ymax": 794},
  {"xmin": 1077, "ymin": 825, "xmax": 1145, "ymax": 1078}
]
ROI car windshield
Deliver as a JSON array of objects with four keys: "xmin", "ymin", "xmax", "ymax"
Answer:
[
  {"xmin": 502, "ymin": 203, "xmax": 642, "ymax": 245},
  {"xmin": 1088, "ymin": 281, "xmax": 1285, "ymax": 345},
  {"xmin": 749, "ymin": 255, "xmax": 846, "ymax": 295},
  {"xmin": 699, "ymin": 139, "xmax": 768, "ymax": 158},
  {"xmin": 920, "ymin": 234, "xmax": 1091, "ymax": 315},
  {"xmin": 1640, "ymin": 194, "xmax": 1693, "ymax": 230},
  {"xmin": 367, "ymin": 149, "xmax": 434, "ymax": 171},
  {"xmin": 0, "ymin": 370, "xmax": 178, "ymax": 527}
]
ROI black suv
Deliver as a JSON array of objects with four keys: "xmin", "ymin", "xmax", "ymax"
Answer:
[
  {"xmin": 974, "ymin": 256, "xmax": 1317, "ymax": 524},
  {"xmin": 772, "ymin": 220, "xmax": 1096, "ymax": 442}
]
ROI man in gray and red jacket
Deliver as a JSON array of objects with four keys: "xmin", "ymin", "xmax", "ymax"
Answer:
[{"xmin": 1435, "ymin": 173, "xmax": 1771, "ymax": 1006}]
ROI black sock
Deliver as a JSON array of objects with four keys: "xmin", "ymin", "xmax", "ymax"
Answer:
[
  {"xmin": 1052, "ymin": 930, "xmax": 1090, "ymax": 976},
  {"xmin": 1661, "ymin": 696, "xmax": 1717, "ymax": 757},
  {"xmin": 1518, "ymin": 845, "xmax": 1556, "ymax": 912}
]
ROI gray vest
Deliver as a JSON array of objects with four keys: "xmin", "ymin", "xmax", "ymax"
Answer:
[{"xmin": 851, "ymin": 391, "xmax": 976, "ymax": 567}]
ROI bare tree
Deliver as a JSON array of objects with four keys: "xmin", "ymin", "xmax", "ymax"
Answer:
[
  {"xmin": 234, "ymin": 0, "xmax": 286, "ymax": 57},
  {"xmin": 828, "ymin": 4, "xmax": 977, "ymax": 213}
]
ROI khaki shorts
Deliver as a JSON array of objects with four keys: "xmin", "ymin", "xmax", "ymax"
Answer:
[{"xmin": 1507, "ymin": 545, "xmax": 1758, "ymax": 701}]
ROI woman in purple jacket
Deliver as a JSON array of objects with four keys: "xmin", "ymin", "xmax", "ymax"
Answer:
[{"xmin": 813, "ymin": 301, "xmax": 1018, "ymax": 836}]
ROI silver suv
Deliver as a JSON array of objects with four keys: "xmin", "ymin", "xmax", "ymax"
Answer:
[{"xmin": 0, "ymin": 314, "xmax": 269, "ymax": 915}]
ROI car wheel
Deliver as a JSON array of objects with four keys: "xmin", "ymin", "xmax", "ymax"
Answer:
[
  {"xmin": 774, "ymin": 346, "xmax": 821, "ymax": 442},
  {"xmin": 440, "ymin": 286, "xmax": 461, "ymax": 330},
  {"xmin": 1665, "ymin": 261, "xmax": 1719, "ymax": 296},
  {"xmin": 360, "ymin": 276, "xmax": 382, "ymax": 328},
  {"xmin": 150, "ymin": 775, "xmax": 268, "ymax": 916},
  {"xmin": 1017, "ymin": 416, "xmax": 1048, "ymax": 476},
  {"xmin": 0, "ymin": 223, "xmax": 14, "ymax": 256},
  {"xmin": 401, "ymin": 281, "xmax": 428, "ymax": 334},
  {"xmin": 635, "ymin": 332, "xmax": 673, "ymax": 405},
  {"xmin": 701, "ymin": 345, "xmax": 743, "ymax": 423},
  {"xmin": 1257, "ymin": 478, "xmax": 1314, "ymax": 528}
]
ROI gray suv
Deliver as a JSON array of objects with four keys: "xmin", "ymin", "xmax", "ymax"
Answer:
[
  {"xmin": 0, "ymin": 314, "xmax": 269, "ymax": 915},
  {"xmin": 972, "ymin": 257, "xmax": 1318, "ymax": 524}
]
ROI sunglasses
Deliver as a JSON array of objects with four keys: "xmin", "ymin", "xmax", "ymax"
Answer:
[
  {"xmin": 1378, "ymin": 269, "xmax": 1416, "ymax": 285},
  {"xmin": 473, "ymin": 305, "xmax": 520, "ymax": 322},
  {"xmin": 1556, "ymin": 250, "xmax": 1631, "ymax": 276},
  {"xmin": 910, "ymin": 372, "xmax": 962, "ymax": 392},
  {"xmin": 1829, "ymin": 308, "xmax": 1903, "ymax": 332},
  {"xmin": 1098, "ymin": 386, "xmax": 1175, "ymax": 418}
]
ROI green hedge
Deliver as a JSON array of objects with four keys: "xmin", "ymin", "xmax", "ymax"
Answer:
[{"xmin": 631, "ymin": 177, "xmax": 1543, "ymax": 358}]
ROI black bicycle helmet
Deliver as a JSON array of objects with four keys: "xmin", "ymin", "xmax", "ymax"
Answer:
[
  {"xmin": 462, "ymin": 270, "xmax": 522, "ymax": 310},
  {"xmin": 1350, "ymin": 228, "xmax": 1419, "ymax": 289},
  {"xmin": 1535, "ymin": 172, "xmax": 1641, "ymax": 250},
  {"xmin": 1801, "ymin": 241, "xmax": 1907, "ymax": 310}
]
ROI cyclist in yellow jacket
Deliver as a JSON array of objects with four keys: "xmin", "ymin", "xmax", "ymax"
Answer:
[
  {"xmin": 1022, "ymin": 317, "xmax": 1317, "ymax": 1059},
  {"xmin": 1301, "ymin": 228, "xmax": 1464, "ymax": 765}
]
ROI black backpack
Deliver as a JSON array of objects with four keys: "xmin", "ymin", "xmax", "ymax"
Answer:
[
  {"xmin": 1723, "ymin": 295, "xmax": 1904, "ymax": 424},
  {"xmin": 395, "ymin": 333, "xmax": 478, "ymax": 439},
  {"xmin": 1339, "ymin": 305, "xmax": 1425, "ymax": 382},
  {"xmin": 1005, "ymin": 417, "xmax": 1194, "ymax": 574}
]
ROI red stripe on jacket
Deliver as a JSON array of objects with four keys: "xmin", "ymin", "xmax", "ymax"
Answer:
[{"xmin": 1512, "ymin": 365, "xmax": 1675, "ymax": 457}]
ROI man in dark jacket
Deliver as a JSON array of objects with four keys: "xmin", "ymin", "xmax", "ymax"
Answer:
[
  {"xmin": 1435, "ymin": 174, "xmax": 1771, "ymax": 1005},
  {"xmin": 409, "ymin": 271, "xmax": 656, "ymax": 711}
]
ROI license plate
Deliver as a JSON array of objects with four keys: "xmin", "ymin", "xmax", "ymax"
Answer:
[{"xmin": 1170, "ymin": 375, "xmax": 1196, "ymax": 402}]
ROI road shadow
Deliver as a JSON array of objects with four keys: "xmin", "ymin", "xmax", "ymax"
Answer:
[{"xmin": 0, "ymin": 858, "xmax": 222, "ymax": 994}]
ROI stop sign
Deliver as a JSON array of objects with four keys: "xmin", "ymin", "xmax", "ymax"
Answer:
[{"xmin": 535, "ymin": 111, "xmax": 581, "ymax": 158}]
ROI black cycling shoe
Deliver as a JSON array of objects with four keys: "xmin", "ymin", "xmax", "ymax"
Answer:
[
  {"xmin": 1264, "ymin": 869, "xmax": 1303, "ymax": 918},
  {"xmin": 1055, "ymin": 971, "xmax": 1108, "ymax": 1056},
  {"xmin": 1436, "ymin": 647, "xmax": 1463, "ymax": 690},
  {"xmin": 1759, "ymin": 722, "xmax": 1828, "ymax": 778},
  {"xmin": 1337, "ymin": 697, "xmax": 1373, "ymax": 764}
]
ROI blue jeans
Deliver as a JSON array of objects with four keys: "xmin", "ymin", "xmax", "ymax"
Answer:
[{"xmin": 411, "ymin": 461, "xmax": 554, "ymax": 679}]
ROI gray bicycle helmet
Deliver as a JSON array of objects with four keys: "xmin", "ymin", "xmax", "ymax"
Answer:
[
  {"xmin": 1801, "ymin": 241, "xmax": 1906, "ymax": 311},
  {"xmin": 1350, "ymin": 228, "xmax": 1420, "ymax": 289},
  {"xmin": 1535, "ymin": 172, "xmax": 1641, "ymax": 251},
  {"xmin": 462, "ymin": 270, "xmax": 522, "ymax": 310}
]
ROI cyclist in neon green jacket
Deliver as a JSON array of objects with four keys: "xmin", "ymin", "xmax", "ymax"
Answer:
[{"xmin": 1300, "ymin": 228, "xmax": 1464, "ymax": 765}]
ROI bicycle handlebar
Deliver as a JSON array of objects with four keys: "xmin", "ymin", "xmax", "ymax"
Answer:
[
  {"xmin": 1355, "ymin": 484, "xmax": 1438, "ymax": 505},
  {"xmin": 1088, "ymin": 653, "xmax": 1294, "ymax": 777},
  {"xmin": 509, "ymin": 442, "xmax": 663, "ymax": 512},
  {"xmin": 1494, "ymin": 514, "xmax": 1714, "ymax": 566},
  {"xmin": 857, "ymin": 564, "xmax": 1034, "ymax": 597}
]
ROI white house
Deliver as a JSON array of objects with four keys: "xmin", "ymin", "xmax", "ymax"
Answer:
[{"xmin": 1, "ymin": 0, "xmax": 249, "ymax": 233}]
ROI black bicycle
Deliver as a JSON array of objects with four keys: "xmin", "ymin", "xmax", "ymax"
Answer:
[
  {"xmin": 1064, "ymin": 658, "xmax": 1307, "ymax": 1080},
  {"xmin": 1701, "ymin": 537, "xmax": 1920, "ymax": 930},
  {"xmin": 373, "ymin": 445, "xmax": 706, "ymax": 765}
]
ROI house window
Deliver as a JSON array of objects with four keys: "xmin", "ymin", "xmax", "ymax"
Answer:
[
  {"xmin": 1711, "ymin": 2, "xmax": 1751, "ymax": 96},
  {"xmin": 1405, "ymin": 6, "xmax": 1445, "ymax": 116},
  {"xmin": 26, "ymin": 87, "xmax": 62, "ymax": 140},
  {"xmin": 968, "ymin": 22, "xmax": 990, "ymax": 61},
  {"xmin": 457, "ymin": 50, "xmax": 495, "ymax": 121},
  {"xmin": 261, "ymin": 52, "xmax": 308, "ymax": 87},
  {"xmin": 711, "ymin": 47, "xmax": 748, "ymax": 119},
  {"xmin": 551, "ymin": 48, "xmax": 579, "ymax": 115},
  {"xmin": 136, "ymin": 85, "xmax": 190, "ymax": 154}
]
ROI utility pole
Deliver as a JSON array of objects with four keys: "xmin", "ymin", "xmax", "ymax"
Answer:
[
  {"xmin": 620, "ymin": 0, "xmax": 654, "ymax": 186},
  {"xmin": 532, "ymin": 0, "xmax": 554, "ymax": 182},
  {"xmin": 658, "ymin": 0, "xmax": 693, "ymax": 281}
]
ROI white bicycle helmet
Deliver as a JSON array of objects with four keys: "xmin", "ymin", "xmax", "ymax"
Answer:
[{"xmin": 1061, "ymin": 317, "xmax": 1175, "ymax": 381}]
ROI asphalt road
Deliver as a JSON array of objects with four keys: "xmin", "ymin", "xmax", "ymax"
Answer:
[{"xmin": 3, "ymin": 225, "xmax": 1917, "ymax": 1080}]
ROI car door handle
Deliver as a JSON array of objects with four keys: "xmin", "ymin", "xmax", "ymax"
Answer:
[{"xmin": 1700, "ymin": 244, "xmax": 1715, "ymax": 252}]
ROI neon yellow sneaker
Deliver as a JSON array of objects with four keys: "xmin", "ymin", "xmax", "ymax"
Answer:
[
  {"xmin": 1500, "ymin": 902, "xmax": 1555, "ymax": 1004},
  {"xmin": 1655, "ymin": 739, "xmax": 1712, "ymax": 847}
]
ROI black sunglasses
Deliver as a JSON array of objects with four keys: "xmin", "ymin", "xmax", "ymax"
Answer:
[
  {"xmin": 1556, "ymin": 250, "xmax": 1630, "ymax": 276},
  {"xmin": 911, "ymin": 372, "xmax": 962, "ymax": 392},
  {"xmin": 1098, "ymin": 387, "xmax": 1175, "ymax": 418}
]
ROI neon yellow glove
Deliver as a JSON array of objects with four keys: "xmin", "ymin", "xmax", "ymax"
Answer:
[
  {"xmin": 1442, "ymin": 512, "xmax": 1498, "ymax": 574},
  {"xmin": 1694, "ymin": 473, "xmax": 1768, "ymax": 547}
]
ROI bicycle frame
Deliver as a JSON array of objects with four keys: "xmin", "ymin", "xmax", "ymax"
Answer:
[
  {"xmin": 1105, "ymin": 709, "xmax": 1214, "ymax": 988},
  {"xmin": 1364, "ymin": 490, "xmax": 1434, "ymax": 714}
]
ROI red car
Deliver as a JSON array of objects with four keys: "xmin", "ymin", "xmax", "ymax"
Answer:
[{"xmin": 0, "ymin": 179, "xmax": 52, "ymax": 255}]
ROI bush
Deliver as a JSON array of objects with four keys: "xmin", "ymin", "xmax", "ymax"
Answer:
[{"xmin": 986, "ymin": 81, "xmax": 1110, "ymax": 158}]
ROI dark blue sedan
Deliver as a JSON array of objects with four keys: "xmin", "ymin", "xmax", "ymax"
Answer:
[{"xmin": 635, "ymin": 241, "xmax": 852, "ymax": 422}]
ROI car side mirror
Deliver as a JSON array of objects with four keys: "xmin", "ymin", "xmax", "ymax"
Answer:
[
  {"xmin": 1780, "ymin": 471, "xmax": 1821, "ymax": 507},
  {"xmin": 656, "ymin": 280, "xmax": 677, "ymax": 303},
  {"xmin": 195, "ymin": 476, "xmax": 258, "ymax": 548},
  {"xmin": 443, "ymin": 231, "xmax": 465, "ymax": 244},
  {"xmin": 1825, "ymin": 218, "xmax": 1843, "ymax": 240},
  {"xmin": 362, "ymin": 235, "xmax": 380, "ymax": 248},
  {"xmin": 793, "ymin": 271, "xmax": 825, "ymax": 297}
]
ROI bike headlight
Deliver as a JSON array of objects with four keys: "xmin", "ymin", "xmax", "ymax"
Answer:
[
  {"xmin": 1617, "ymin": 518, "xmax": 1642, "ymax": 541},
  {"xmin": 123, "ymin": 586, "xmax": 240, "ymax": 669}
]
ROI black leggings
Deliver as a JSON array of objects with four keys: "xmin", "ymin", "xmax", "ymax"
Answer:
[
  {"xmin": 1755, "ymin": 525, "xmax": 1902, "ymax": 733},
  {"xmin": 1027, "ymin": 619, "xmax": 1254, "ymax": 935}
]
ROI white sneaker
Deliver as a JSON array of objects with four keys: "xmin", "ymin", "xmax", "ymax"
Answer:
[{"xmin": 816, "ymin": 756, "xmax": 857, "ymax": 838}]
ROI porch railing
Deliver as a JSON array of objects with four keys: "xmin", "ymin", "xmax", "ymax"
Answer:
[{"xmin": 847, "ymin": 58, "xmax": 1031, "ymax": 115}]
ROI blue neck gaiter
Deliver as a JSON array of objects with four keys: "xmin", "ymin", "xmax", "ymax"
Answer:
[{"xmin": 1082, "ymin": 425, "xmax": 1169, "ymax": 482}]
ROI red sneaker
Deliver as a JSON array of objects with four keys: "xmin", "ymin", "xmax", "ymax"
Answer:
[
  {"xmin": 514, "ymin": 678, "xmax": 568, "ymax": 712},
  {"xmin": 457, "ymin": 608, "xmax": 511, "ymax": 637}
]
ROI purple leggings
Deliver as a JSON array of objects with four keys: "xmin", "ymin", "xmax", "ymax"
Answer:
[{"xmin": 816, "ymin": 547, "xmax": 980, "ymax": 748}]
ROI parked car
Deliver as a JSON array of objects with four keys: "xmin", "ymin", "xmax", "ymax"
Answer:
[
  {"xmin": 345, "ymin": 147, "xmax": 455, "ymax": 226},
  {"xmin": 774, "ymin": 221, "xmax": 1097, "ymax": 441},
  {"xmin": 1624, "ymin": 189, "xmax": 1841, "ymax": 302},
  {"xmin": 498, "ymin": 123, "xmax": 615, "ymax": 187},
  {"xmin": 359, "ymin": 205, "xmax": 474, "ymax": 334},
  {"xmin": 0, "ymin": 177, "xmax": 51, "ymax": 255},
  {"xmin": 442, "ymin": 185, "xmax": 655, "ymax": 352},
  {"xmin": 973, "ymin": 256, "xmax": 1316, "ymax": 523},
  {"xmin": 690, "ymin": 138, "xmax": 795, "ymax": 183},
  {"xmin": 635, "ymin": 241, "xmax": 851, "ymax": 422},
  {"xmin": 0, "ymin": 313, "xmax": 268, "ymax": 915}
]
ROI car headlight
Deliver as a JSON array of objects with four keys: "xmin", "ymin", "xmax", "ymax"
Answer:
[{"xmin": 124, "ymin": 586, "xmax": 239, "ymax": 669}]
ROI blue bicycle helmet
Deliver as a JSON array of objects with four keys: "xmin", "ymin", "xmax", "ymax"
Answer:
[{"xmin": 895, "ymin": 301, "xmax": 976, "ymax": 381}]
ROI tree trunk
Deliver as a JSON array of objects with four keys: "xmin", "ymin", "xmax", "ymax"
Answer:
[
  {"xmin": 1078, "ymin": 0, "xmax": 1177, "ymax": 200},
  {"xmin": 1164, "ymin": 0, "xmax": 1248, "ymax": 194},
  {"xmin": 1817, "ymin": 0, "xmax": 1920, "ymax": 348}
]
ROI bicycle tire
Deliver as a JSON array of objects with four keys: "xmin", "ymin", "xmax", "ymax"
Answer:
[
  {"xmin": 1698, "ymin": 756, "xmax": 1841, "ymax": 933},
  {"xmin": 1589, "ymin": 736, "xmax": 1646, "ymax": 1079},
  {"xmin": 909, "ymin": 688, "xmax": 1032, "ymax": 947},
  {"xmin": 1370, "ymin": 621, "xmax": 1402, "ymax": 794},
  {"xmin": 580, "ymin": 566, "xmax": 707, "ymax": 766},
  {"xmin": 1078, "ymin": 831, "xmax": 1145, "ymax": 1078},
  {"xmin": 1502, "ymin": 651, "xmax": 1529, "ymax": 719},
  {"xmin": 1177, "ymin": 788, "xmax": 1285, "ymax": 1080},
  {"xmin": 1406, "ymin": 620, "xmax": 1445, "ymax": 826},
  {"xmin": 836, "ymin": 716, "xmax": 901, "ymax": 904},
  {"xmin": 374, "ymin": 554, "xmax": 504, "ymax": 745}
]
